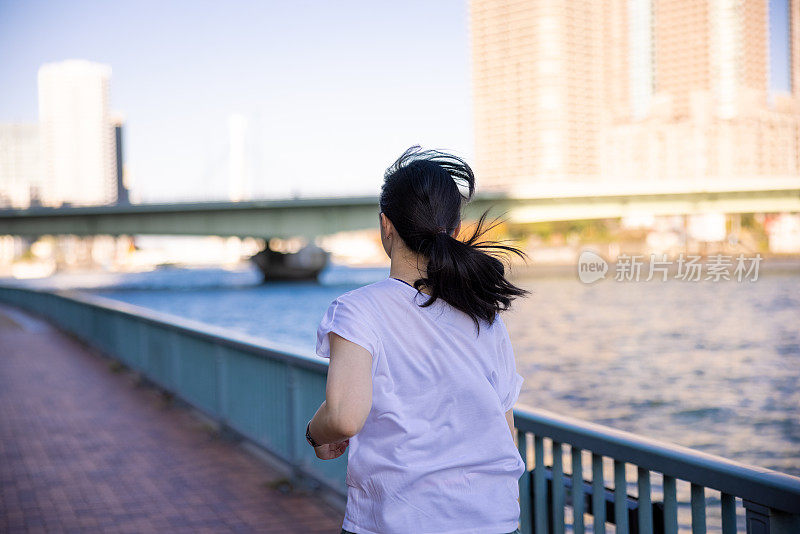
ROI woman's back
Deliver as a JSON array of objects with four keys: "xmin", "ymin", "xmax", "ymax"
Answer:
[{"xmin": 316, "ymin": 277, "xmax": 525, "ymax": 534}]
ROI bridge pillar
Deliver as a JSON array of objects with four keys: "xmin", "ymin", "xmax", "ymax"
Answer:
[{"xmin": 249, "ymin": 241, "xmax": 329, "ymax": 282}]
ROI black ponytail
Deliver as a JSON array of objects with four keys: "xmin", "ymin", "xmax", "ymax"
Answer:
[{"xmin": 379, "ymin": 146, "xmax": 530, "ymax": 334}]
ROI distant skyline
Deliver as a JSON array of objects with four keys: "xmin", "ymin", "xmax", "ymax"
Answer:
[
  {"xmin": 0, "ymin": 0, "xmax": 472, "ymax": 202},
  {"xmin": 471, "ymin": 0, "xmax": 796, "ymax": 191},
  {"xmin": 0, "ymin": 1, "xmax": 792, "ymax": 203}
]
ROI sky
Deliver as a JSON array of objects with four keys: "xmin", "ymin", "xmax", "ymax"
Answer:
[
  {"xmin": 0, "ymin": 0, "xmax": 473, "ymax": 202},
  {"xmin": 769, "ymin": 0, "xmax": 792, "ymax": 94},
  {"xmin": 0, "ymin": 1, "xmax": 792, "ymax": 203}
]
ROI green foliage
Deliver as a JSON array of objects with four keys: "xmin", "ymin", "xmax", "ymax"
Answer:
[
  {"xmin": 739, "ymin": 213, "xmax": 759, "ymax": 229},
  {"xmin": 19, "ymin": 248, "xmax": 36, "ymax": 261},
  {"xmin": 509, "ymin": 219, "xmax": 614, "ymax": 243}
]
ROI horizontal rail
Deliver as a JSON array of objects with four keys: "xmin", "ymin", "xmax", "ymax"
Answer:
[{"xmin": 30, "ymin": 286, "xmax": 328, "ymax": 373}]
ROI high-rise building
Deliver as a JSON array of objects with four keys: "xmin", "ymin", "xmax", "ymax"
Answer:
[
  {"xmin": 228, "ymin": 113, "xmax": 251, "ymax": 202},
  {"xmin": 111, "ymin": 114, "xmax": 130, "ymax": 205},
  {"xmin": 38, "ymin": 60, "xmax": 117, "ymax": 207},
  {"xmin": 471, "ymin": 1, "xmax": 607, "ymax": 188},
  {"xmin": 0, "ymin": 123, "xmax": 42, "ymax": 208},
  {"xmin": 470, "ymin": 0, "xmax": 800, "ymax": 193}
]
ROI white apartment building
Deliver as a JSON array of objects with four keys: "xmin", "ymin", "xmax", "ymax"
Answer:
[
  {"xmin": 0, "ymin": 123, "xmax": 42, "ymax": 208},
  {"xmin": 38, "ymin": 59, "xmax": 117, "ymax": 207}
]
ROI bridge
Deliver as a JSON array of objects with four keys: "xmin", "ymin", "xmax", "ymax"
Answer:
[
  {"xmin": 1, "ymin": 179, "xmax": 798, "ymax": 239},
  {"xmin": 1, "ymin": 178, "xmax": 797, "ymax": 279}
]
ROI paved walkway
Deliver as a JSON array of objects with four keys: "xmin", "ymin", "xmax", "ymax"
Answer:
[{"xmin": 0, "ymin": 304, "xmax": 343, "ymax": 533}]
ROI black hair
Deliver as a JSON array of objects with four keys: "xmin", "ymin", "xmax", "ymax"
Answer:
[{"xmin": 379, "ymin": 145, "xmax": 530, "ymax": 334}]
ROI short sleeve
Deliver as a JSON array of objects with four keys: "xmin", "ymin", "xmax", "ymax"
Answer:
[
  {"xmin": 495, "ymin": 315, "xmax": 524, "ymax": 412},
  {"xmin": 315, "ymin": 295, "xmax": 379, "ymax": 360}
]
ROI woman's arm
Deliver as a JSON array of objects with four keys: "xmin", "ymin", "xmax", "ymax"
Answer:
[{"xmin": 308, "ymin": 332, "xmax": 373, "ymax": 448}]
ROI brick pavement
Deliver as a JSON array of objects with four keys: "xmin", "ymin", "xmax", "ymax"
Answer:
[{"xmin": 0, "ymin": 304, "xmax": 344, "ymax": 533}]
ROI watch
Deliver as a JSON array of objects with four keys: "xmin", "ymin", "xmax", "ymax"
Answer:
[{"xmin": 305, "ymin": 420, "xmax": 320, "ymax": 447}]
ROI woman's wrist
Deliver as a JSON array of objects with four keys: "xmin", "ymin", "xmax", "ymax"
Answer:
[
  {"xmin": 307, "ymin": 402, "xmax": 351, "ymax": 445},
  {"xmin": 305, "ymin": 419, "xmax": 320, "ymax": 447}
]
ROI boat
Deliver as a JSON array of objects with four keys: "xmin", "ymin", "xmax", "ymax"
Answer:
[{"xmin": 249, "ymin": 243, "xmax": 329, "ymax": 282}]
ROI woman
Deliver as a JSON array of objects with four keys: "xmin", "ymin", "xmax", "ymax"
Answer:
[{"xmin": 306, "ymin": 146, "xmax": 529, "ymax": 534}]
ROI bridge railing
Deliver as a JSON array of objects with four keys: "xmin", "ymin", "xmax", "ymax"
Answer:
[
  {"xmin": 0, "ymin": 284, "xmax": 798, "ymax": 533},
  {"xmin": 512, "ymin": 407, "xmax": 800, "ymax": 534}
]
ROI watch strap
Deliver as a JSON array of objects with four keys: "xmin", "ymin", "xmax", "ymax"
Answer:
[{"xmin": 305, "ymin": 420, "xmax": 320, "ymax": 447}]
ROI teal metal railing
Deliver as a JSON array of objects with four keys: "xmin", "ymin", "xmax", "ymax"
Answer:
[
  {"xmin": 0, "ymin": 285, "xmax": 798, "ymax": 533},
  {"xmin": 512, "ymin": 407, "xmax": 800, "ymax": 534}
]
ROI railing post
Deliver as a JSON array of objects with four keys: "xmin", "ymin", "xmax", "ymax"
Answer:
[
  {"xmin": 614, "ymin": 460, "xmax": 628, "ymax": 534},
  {"xmin": 690, "ymin": 484, "xmax": 706, "ymax": 534},
  {"xmin": 767, "ymin": 508, "xmax": 800, "ymax": 534},
  {"xmin": 745, "ymin": 501, "xmax": 800, "ymax": 534},
  {"xmin": 592, "ymin": 454, "xmax": 605, "ymax": 534},
  {"xmin": 571, "ymin": 447, "xmax": 585, "ymax": 534},
  {"xmin": 286, "ymin": 363, "xmax": 299, "ymax": 482},
  {"xmin": 637, "ymin": 468, "xmax": 653, "ymax": 534},
  {"xmin": 743, "ymin": 500, "xmax": 769, "ymax": 534},
  {"xmin": 215, "ymin": 344, "xmax": 228, "ymax": 423},
  {"xmin": 721, "ymin": 493, "xmax": 736, "ymax": 534},
  {"xmin": 140, "ymin": 320, "xmax": 149, "ymax": 374},
  {"xmin": 663, "ymin": 476, "xmax": 678, "ymax": 534},
  {"xmin": 170, "ymin": 330, "xmax": 181, "ymax": 392},
  {"xmin": 533, "ymin": 436, "xmax": 547, "ymax": 534},
  {"xmin": 552, "ymin": 442, "xmax": 565, "ymax": 534},
  {"xmin": 518, "ymin": 429, "xmax": 532, "ymax": 534}
]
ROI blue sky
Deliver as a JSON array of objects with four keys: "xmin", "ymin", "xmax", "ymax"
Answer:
[
  {"xmin": 769, "ymin": 0, "xmax": 791, "ymax": 94},
  {"xmin": 0, "ymin": 1, "xmax": 792, "ymax": 203},
  {"xmin": 0, "ymin": 0, "xmax": 472, "ymax": 201}
]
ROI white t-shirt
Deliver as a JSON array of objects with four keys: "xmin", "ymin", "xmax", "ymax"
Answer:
[{"xmin": 315, "ymin": 276, "xmax": 525, "ymax": 534}]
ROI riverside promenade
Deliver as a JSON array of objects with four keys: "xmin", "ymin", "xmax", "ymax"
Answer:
[{"xmin": 0, "ymin": 304, "xmax": 342, "ymax": 533}]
